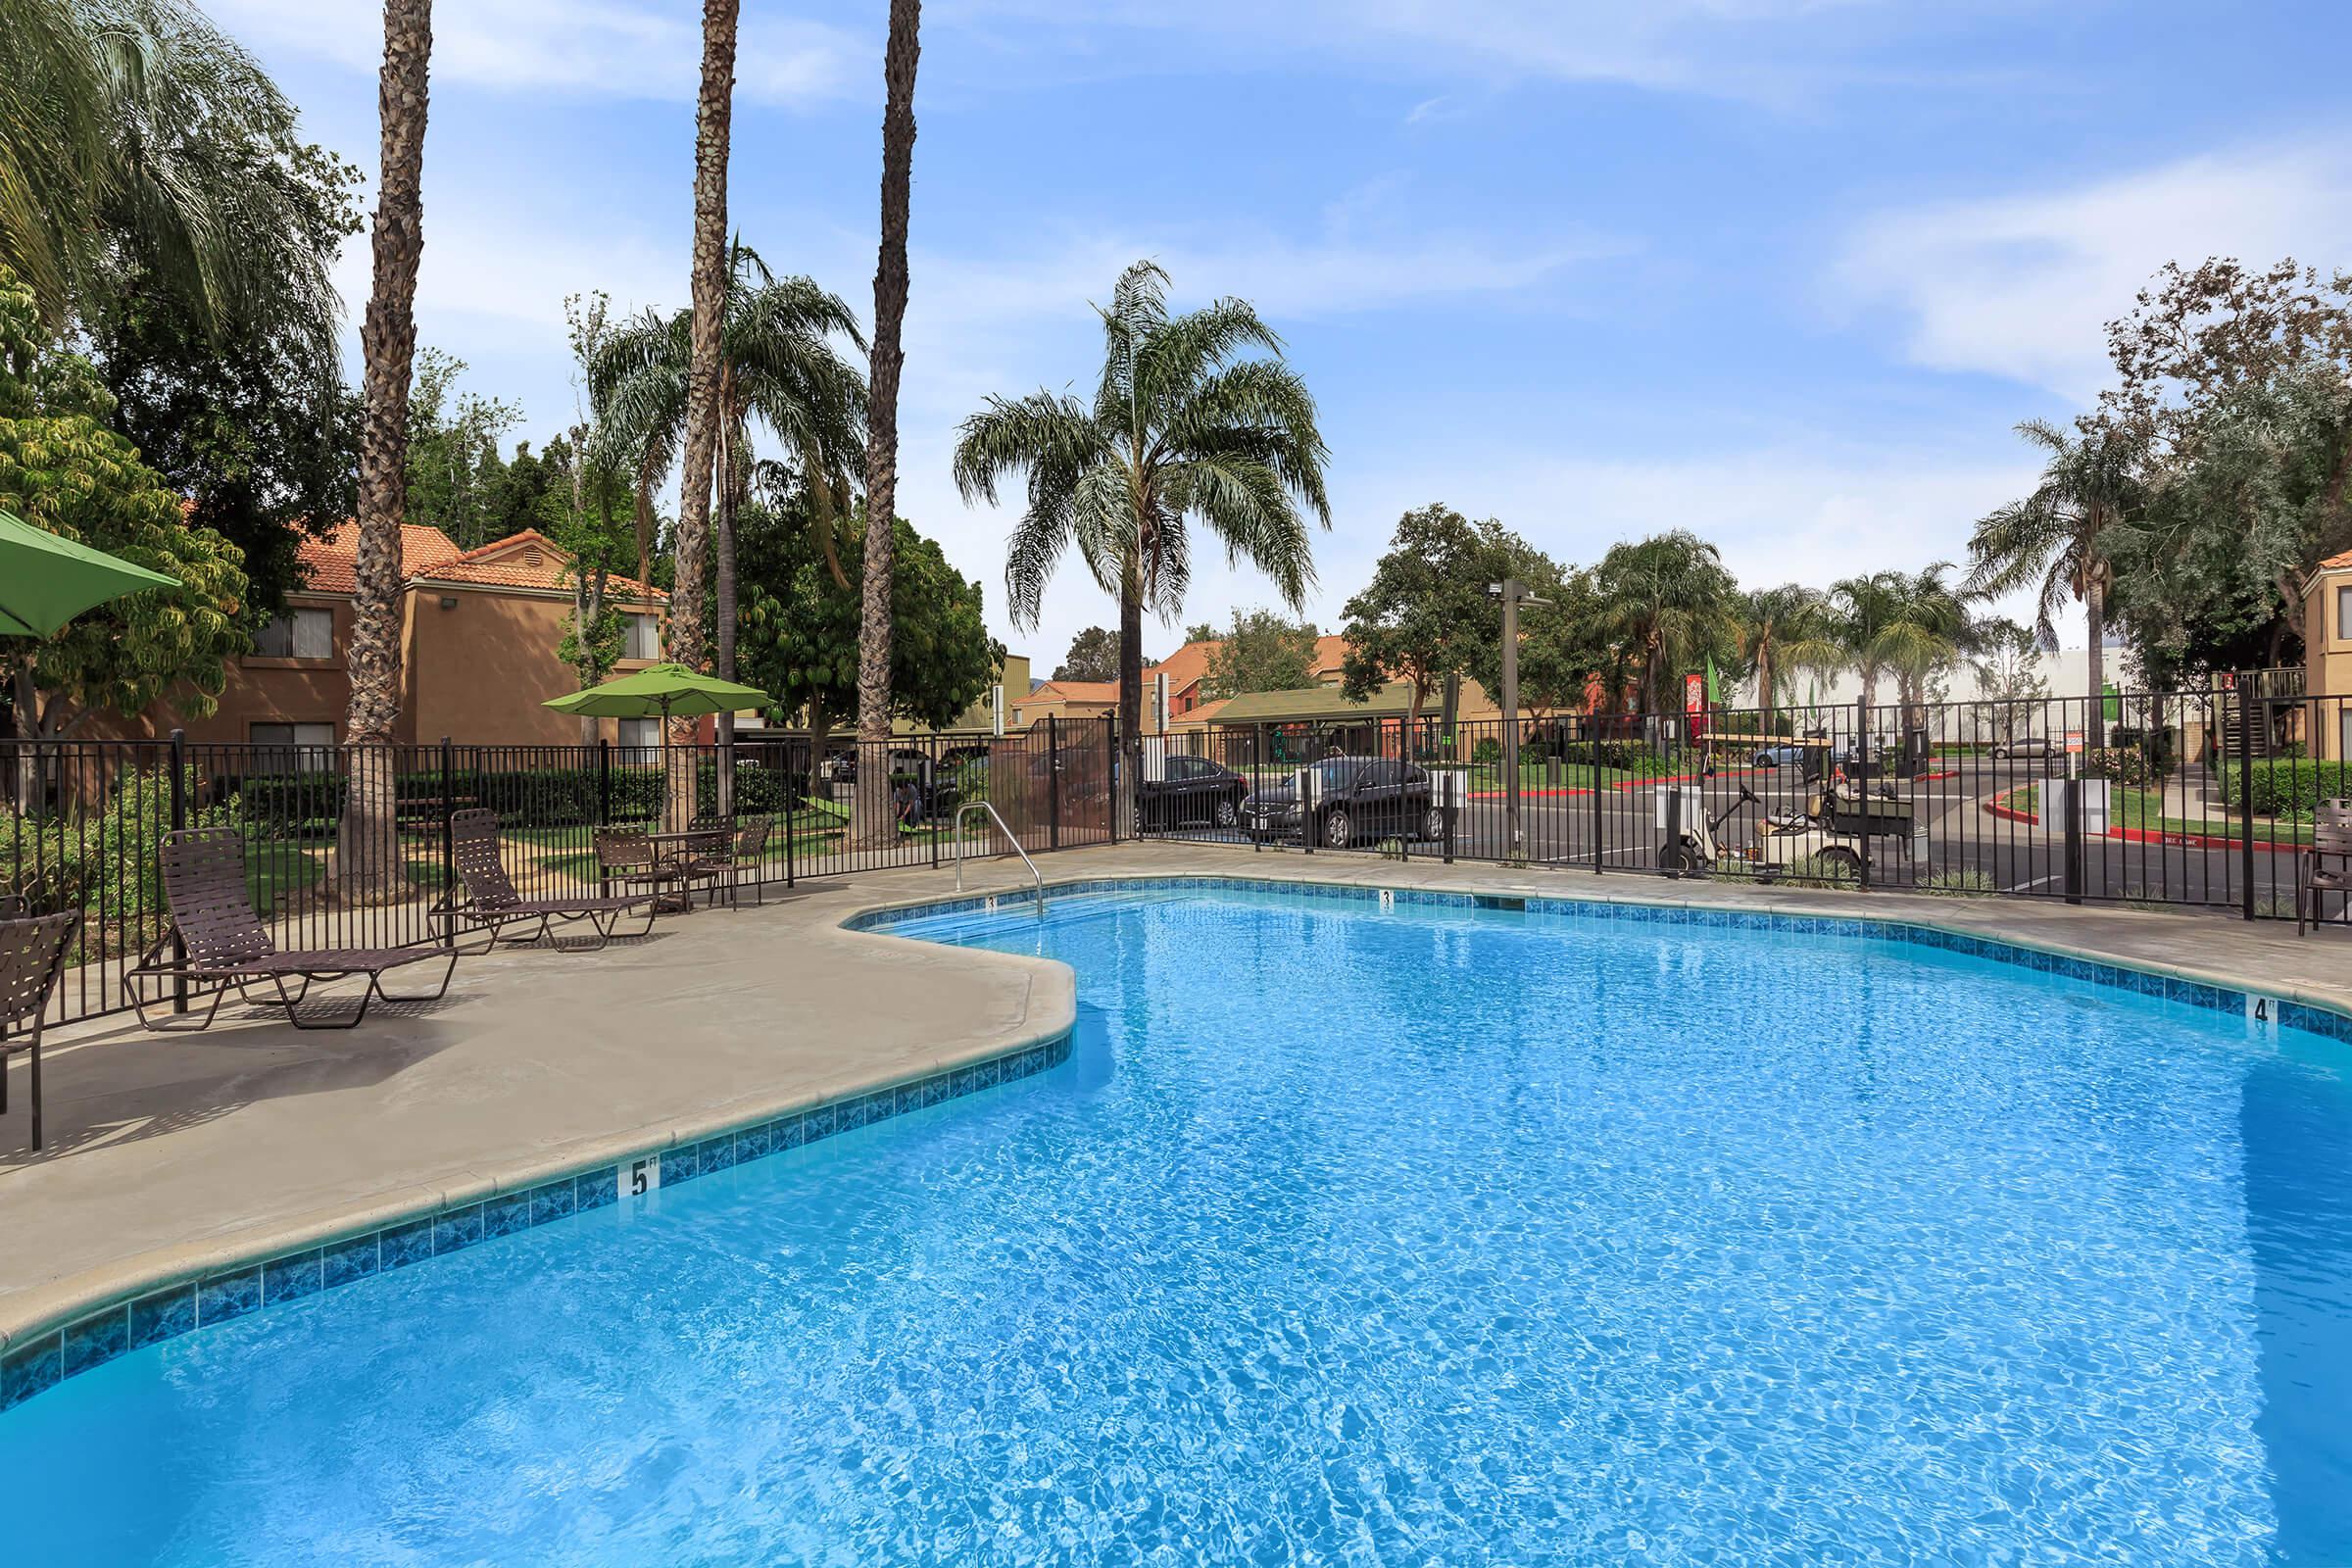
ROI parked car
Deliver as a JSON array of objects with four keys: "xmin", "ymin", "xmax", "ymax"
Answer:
[
  {"xmin": 1991, "ymin": 737, "xmax": 2052, "ymax": 760},
  {"xmin": 1140, "ymin": 756, "xmax": 1248, "ymax": 831},
  {"xmin": 1751, "ymin": 743, "xmax": 1808, "ymax": 769},
  {"xmin": 1241, "ymin": 756, "xmax": 1445, "ymax": 848}
]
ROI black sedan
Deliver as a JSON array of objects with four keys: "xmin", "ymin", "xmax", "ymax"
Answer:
[
  {"xmin": 1241, "ymin": 756, "xmax": 1445, "ymax": 848},
  {"xmin": 1139, "ymin": 755, "xmax": 1248, "ymax": 831}
]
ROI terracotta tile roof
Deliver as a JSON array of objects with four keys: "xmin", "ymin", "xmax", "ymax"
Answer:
[
  {"xmin": 297, "ymin": 522, "xmax": 662, "ymax": 600},
  {"xmin": 1145, "ymin": 638, "xmax": 1218, "ymax": 699},
  {"xmin": 1029, "ymin": 679, "xmax": 1120, "ymax": 704},
  {"xmin": 2319, "ymin": 549, "xmax": 2352, "ymax": 571},
  {"xmin": 295, "ymin": 520, "xmax": 463, "ymax": 594},
  {"xmin": 1144, "ymin": 633, "xmax": 1352, "ymax": 701}
]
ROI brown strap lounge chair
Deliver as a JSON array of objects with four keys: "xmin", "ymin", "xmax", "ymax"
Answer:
[
  {"xmin": 125, "ymin": 828, "xmax": 458, "ymax": 1031},
  {"xmin": 435, "ymin": 808, "xmax": 657, "ymax": 952},
  {"xmin": 2297, "ymin": 799, "xmax": 2352, "ymax": 935},
  {"xmin": 1, "ymin": 907, "xmax": 79, "ymax": 1150}
]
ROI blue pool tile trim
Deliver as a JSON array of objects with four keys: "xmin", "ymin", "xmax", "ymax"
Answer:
[
  {"xmin": 850, "ymin": 874, "xmax": 2341, "ymax": 1036},
  {"xmin": 0, "ymin": 1023, "xmax": 1074, "ymax": 1415}
]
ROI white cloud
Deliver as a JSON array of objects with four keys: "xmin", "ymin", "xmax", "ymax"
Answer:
[
  {"xmin": 1838, "ymin": 141, "xmax": 2352, "ymax": 401},
  {"xmin": 211, "ymin": 0, "xmax": 867, "ymax": 105}
]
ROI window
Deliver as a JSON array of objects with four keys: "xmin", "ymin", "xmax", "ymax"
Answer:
[
  {"xmin": 251, "ymin": 607, "xmax": 333, "ymax": 660},
  {"xmin": 616, "ymin": 717, "xmax": 662, "ymax": 754},
  {"xmin": 625, "ymin": 613, "xmax": 662, "ymax": 661},
  {"xmin": 2338, "ymin": 584, "xmax": 2352, "ymax": 643},
  {"xmin": 250, "ymin": 721, "xmax": 334, "ymax": 775}
]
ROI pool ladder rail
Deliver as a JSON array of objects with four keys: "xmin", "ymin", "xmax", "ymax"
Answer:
[{"xmin": 954, "ymin": 801, "xmax": 1047, "ymax": 914}]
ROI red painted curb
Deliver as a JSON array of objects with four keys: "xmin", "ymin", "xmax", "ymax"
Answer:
[{"xmin": 1979, "ymin": 787, "xmax": 2305, "ymax": 853}]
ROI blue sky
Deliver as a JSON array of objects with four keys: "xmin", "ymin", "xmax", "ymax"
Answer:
[{"xmin": 213, "ymin": 0, "xmax": 2352, "ymax": 669}]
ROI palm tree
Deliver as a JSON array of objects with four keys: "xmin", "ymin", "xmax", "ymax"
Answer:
[
  {"xmin": 1, "ymin": 0, "xmax": 345, "ymax": 351},
  {"xmin": 954, "ymin": 260, "xmax": 1333, "ymax": 822},
  {"xmin": 337, "ymin": 0, "xmax": 431, "ymax": 905},
  {"xmin": 1832, "ymin": 565, "xmax": 1977, "ymax": 729},
  {"xmin": 1967, "ymin": 418, "xmax": 2140, "ymax": 747},
  {"xmin": 853, "ymin": 0, "xmax": 922, "ymax": 848},
  {"xmin": 1738, "ymin": 583, "xmax": 1841, "ymax": 718},
  {"xmin": 664, "ymin": 0, "xmax": 740, "ymax": 825},
  {"xmin": 588, "ymin": 244, "xmax": 867, "ymax": 736},
  {"xmin": 1593, "ymin": 531, "xmax": 1740, "ymax": 715}
]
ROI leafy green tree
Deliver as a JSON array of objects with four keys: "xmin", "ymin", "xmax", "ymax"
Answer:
[
  {"xmin": 1960, "ymin": 617, "xmax": 2050, "ymax": 746},
  {"xmin": 1341, "ymin": 504, "xmax": 1544, "ymax": 735},
  {"xmin": 1592, "ymin": 530, "xmax": 1740, "ymax": 715},
  {"xmin": 1183, "ymin": 621, "xmax": 1217, "ymax": 644},
  {"xmin": 0, "ymin": 268, "xmax": 248, "ymax": 737},
  {"xmin": 737, "ymin": 486, "xmax": 999, "ymax": 797},
  {"xmin": 1054, "ymin": 626, "xmax": 1119, "ymax": 683},
  {"xmin": 81, "ymin": 131, "xmax": 361, "ymax": 621},
  {"xmin": 2096, "ymin": 259, "xmax": 2352, "ymax": 674},
  {"xmin": 1736, "ymin": 583, "xmax": 1843, "ymax": 718},
  {"xmin": 1203, "ymin": 610, "xmax": 1320, "ymax": 699},
  {"xmin": 957, "ymin": 260, "xmax": 1331, "ymax": 808},
  {"xmin": 1466, "ymin": 562, "xmax": 1610, "ymax": 723},
  {"xmin": 402, "ymin": 349, "xmax": 521, "ymax": 550},
  {"xmin": 1966, "ymin": 418, "xmax": 2140, "ymax": 745}
]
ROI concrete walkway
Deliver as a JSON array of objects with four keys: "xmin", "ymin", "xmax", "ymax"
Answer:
[{"xmin": 5, "ymin": 839, "xmax": 2348, "ymax": 1348}]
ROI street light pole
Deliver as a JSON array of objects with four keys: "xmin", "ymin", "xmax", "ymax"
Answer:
[{"xmin": 1490, "ymin": 578, "xmax": 1548, "ymax": 860}]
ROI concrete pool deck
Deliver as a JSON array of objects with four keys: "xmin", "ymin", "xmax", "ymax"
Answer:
[{"xmin": 5, "ymin": 839, "xmax": 2350, "ymax": 1350}]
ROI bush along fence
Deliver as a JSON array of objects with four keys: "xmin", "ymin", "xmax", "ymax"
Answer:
[
  {"xmin": 1134, "ymin": 682, "xmax": 2352, "ymax": 924},
  {"xmin": 0, "ymin": 716, "xmax": 1116, "ymax": 1028}
]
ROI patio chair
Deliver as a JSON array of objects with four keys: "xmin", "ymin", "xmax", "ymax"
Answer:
[
  {"xmin": 681, "ymin": 817, "xmax": 771, "ymax": 908},
  {"xmin": 124, "ymin": 827, "xmax": 458, "ymax": 1031},
  {"xmin": 2296, "ymin": 799, "xmax": 2352, "ymax": 936},
  {"xmin": 592, "ymin": 824, "xmax": 716, "ymax": 912},
  {"xmin": 433, "ymin": 808, "xmax": 658, "ymax": 953},
  {"xmin": 1, "ymin": 908, "xmax": 79, "ymax": 1150}
]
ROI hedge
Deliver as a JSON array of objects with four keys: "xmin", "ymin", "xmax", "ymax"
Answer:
[
  {"xmin": 2219, "ymin": 759, "xmax": 2352, "ymax": 816},
  {"xmin": 231, "ymin": 761, "xmax": 803, "ymax": 829}
]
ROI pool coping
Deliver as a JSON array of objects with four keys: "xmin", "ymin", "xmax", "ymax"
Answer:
[{"xmin": 6, "ymin": 866, "xmax": 2346, "ymax": 1415}]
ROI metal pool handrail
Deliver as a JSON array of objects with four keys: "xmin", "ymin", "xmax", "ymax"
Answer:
[{"xmin": 954, "ymin": 801, "xmax": 1045, "ymax": 913}]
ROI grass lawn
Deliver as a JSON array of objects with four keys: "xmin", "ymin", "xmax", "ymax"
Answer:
[{"xmin": 2009, "ymin": 784, "xmax": 2314, "ymax": 846}]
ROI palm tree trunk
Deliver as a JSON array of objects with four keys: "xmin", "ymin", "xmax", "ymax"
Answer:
[
  {"xmin": 1117, "ymin": 555, "xmax": 1144, "ymax": 834},
  {"xmin": 713, "ymin": 410, "xmax": 740, "ymax": 817},
  {"xmin": 669, "ymin": 0, "xmax": 737, "ymax": 829},
  {"xmin": 632, "ymin": 466, "xmax": 657, "ymax": 587},
  {"xmin": 2084, "ymin": 577, "xmax": 2107, "ymax": 751},
  {"xmin": 854, "ymin": 0, "xmax": 921, "ymax": 850},
  {"xmin": 339, "ymin": 0, "xmax": 431, "ymax": 906}
]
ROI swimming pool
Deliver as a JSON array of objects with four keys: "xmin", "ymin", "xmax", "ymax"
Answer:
[{"xmin": 5, "ymin": 882, "xmax": 2349, "ymax": 1563}]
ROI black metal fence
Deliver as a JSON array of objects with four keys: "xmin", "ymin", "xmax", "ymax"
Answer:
[
  {"xmin": 1, "ymin": 716, "xmax": 1116, "ymax": 1027},
  {"xmin": 1138, "ymin": 684, "xmax": 2350, "ymax": 924}
]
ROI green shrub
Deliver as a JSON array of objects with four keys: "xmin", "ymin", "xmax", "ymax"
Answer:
[
  {"xmin": 2221, "ymin": 759, "xmax": 2352, "ymax": 816},
  {"xmin": 2082, "ymin": 747, "xmax": 2164, "ymax": 789},
  {"xmin": 1471, "ymin": 737, "xmax": 1502, "ymax": 765},
  {"xmin": 230, "ymin": 760, "xmax": 798, "ymax": 830},
  {"xmin": 1594, "ymin": 741, "xmax": 1672, "ymax": 776}
]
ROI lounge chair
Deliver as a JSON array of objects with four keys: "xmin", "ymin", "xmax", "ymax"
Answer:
[
  {"xmin": 1, "ymin": 906, "xmax": 79, "ymax": 1149},
  {"xmin": 125, "ymin": 827, "xmax": 458, "ymax": 1031},
  {"xmin": 435, "ymin": 808, "xmax": 657, "ymax": 952},
  {"xmin": 681, "ymin": 817, "xmax": 771, "ymax": 908}
]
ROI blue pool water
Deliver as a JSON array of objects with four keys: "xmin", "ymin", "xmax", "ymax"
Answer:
[{"xmin": 7, "ymin": 887, "xmax": 2351, "ymax": 1564}]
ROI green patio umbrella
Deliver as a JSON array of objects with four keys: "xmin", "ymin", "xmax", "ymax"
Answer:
[
  {"xmin": 0, "ymin": 509, "xmax": 180, "ymax": 637},
  {"xmin": 544, "ymin": 662, "xmax": 774, "ymax": 826}
]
